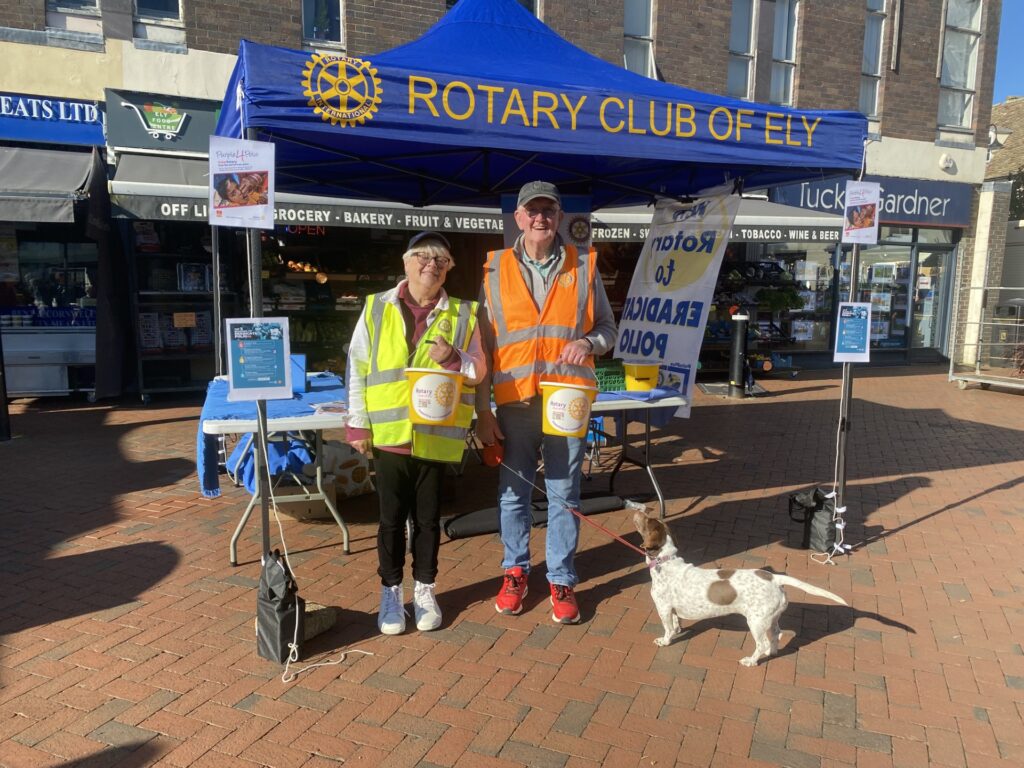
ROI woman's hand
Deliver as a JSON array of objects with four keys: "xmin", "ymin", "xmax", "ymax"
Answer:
[
  {"xmin": 474, "ymin": 409, "xmax": 504, "ymax": 446},
  {"xmin": 350, "ymin": 438, "xmax": 373, "ymax": 457},
  {"xmin": 428, "ymin": 336, "xmax": 455, "ymax": 364}
]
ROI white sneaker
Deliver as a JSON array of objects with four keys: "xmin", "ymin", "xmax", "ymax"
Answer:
[
  {"xmin": 413, "ymin": 581, "xmax": 442, "ymax": 631},
  {"xmin": 378, "ymin": 584, "xmax": 406, "ymax": 635}
]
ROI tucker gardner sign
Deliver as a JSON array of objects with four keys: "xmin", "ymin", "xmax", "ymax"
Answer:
[{"xmin": 770, "ymin": 175, "xmax": 973, "ymax": 228}]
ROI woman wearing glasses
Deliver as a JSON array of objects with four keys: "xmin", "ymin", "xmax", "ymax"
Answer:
[{"xmin": 346, "ymin": 231, "xmax": 486, "ymax": 636}]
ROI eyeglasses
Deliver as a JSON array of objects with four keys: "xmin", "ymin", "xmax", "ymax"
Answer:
[
  {"xmin": 521, "ymin": 206, "xmax": 560, "ymax": 219},
  {"xmin": 411, "ymin": 253, "xmax": 452, "ymax": 268}
]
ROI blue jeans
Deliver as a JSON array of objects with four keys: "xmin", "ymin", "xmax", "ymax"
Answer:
[{"xmin": 496, "ymin": 400, "xmax": 585, "ymax": 587}]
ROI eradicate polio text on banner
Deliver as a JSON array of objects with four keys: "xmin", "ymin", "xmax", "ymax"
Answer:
[
  {"xmin": 209, "ymin": 135, "xmax": 276, "ymax": 230},
  {"xmin": 615, "ymin": 185, "xmax": 740, "ymax": 418}
]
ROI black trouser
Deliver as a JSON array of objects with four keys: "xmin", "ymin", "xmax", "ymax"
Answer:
[{"xmin": 373, "ymin": 449, "xmax": 444, "ymax": 587}]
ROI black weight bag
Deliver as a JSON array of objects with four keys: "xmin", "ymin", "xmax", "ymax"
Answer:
[
  {"xmin": 788, "ymin": 488, "xmax": 837, "ymax": 553},
  {"xmin": 257, "ymin": 550, "xmax": 305, "ymax": 664}
]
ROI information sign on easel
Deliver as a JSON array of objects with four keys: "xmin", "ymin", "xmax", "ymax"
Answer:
[
  {"xmin": 225, "ymin": 317, "xmax": 292, "ymax": 401},
  {"xmin": 833, "ymin": 302, "xmax": 872, "ymax": 364}
]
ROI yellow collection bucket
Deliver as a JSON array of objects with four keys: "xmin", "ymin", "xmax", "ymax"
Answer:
[
  {"xmin": 539, "ymin": 381, "xmax": 598, "ymax": 438},
  {"xmin": 623, "ymin": 362, "xmax": 659, "ymax": 392},
  {"xmin": 405, "ymin": 368, "xmax": 464, "ymax": 426}
]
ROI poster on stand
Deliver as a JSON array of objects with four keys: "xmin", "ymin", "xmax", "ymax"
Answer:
[
  {"xmin": 834, "ymin": 302, "xmax": 872, "ymax": 363},
  {"xmin": 842, "ymin": 180, "xmax": 880, "ymax": 245},
  {"xmin": 209, "ymin": 135, "xmax": 275, "ymax": 230},
  {"xmin": 225, "ymin": 317, "xmax": 292, "ymax": 401},
  {"xmin": 614, "ymin": 185, "xmax": 740, "ymax": 418}
]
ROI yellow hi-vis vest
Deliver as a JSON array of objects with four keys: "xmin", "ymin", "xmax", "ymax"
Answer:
[{"xmin": 362, "ymin": 292, "xmax": 477, "ymax": 463}]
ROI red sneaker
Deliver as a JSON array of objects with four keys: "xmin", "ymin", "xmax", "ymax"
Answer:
[
  {"xmin": 495, "ymin": 567, "xmax": 528, "ymax": 615},
  {"xmin": 549, "ymin": 583, "xmax": 580, "ymax": 624}
]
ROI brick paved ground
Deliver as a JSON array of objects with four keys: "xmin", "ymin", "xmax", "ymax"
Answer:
[{"xmin": 2, "ymin": 364, "xmax": 1023, "ymax": 768}]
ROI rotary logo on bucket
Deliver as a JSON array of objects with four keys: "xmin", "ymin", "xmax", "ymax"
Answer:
[
  {"xmin": 539, "ymin": 381, "xmax": 598, "ymax": 438},
  {"xmin": 405, "ymin": 368, "xmax": 464, "ymax": 426}
]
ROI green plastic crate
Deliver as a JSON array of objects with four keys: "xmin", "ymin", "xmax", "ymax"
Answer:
[{"xmin": 594, "ymin": 360, "xmax": 625, "ymax": 392}]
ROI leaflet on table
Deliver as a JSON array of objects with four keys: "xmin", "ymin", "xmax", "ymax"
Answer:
[
  {"xmin": 834, "ymin": 302, "xmax": 871, "ymax": 363},
  {"xmin": 311, "ymin": 401, "xmax": 348, "ymax": 415},
  {"xmin": 225, "ymin": 317, "xmax": 292, "ymax": 401}
]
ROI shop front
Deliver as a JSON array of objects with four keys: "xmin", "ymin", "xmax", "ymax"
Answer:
[
  {"xmin": 772, "ymin": 175, "xmax": 973, "ymax": 363},
  {"xmin": 0, "ymin": 91, "xmax": 105, "ymax": 397}
]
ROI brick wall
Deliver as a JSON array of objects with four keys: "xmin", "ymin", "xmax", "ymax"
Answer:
[
  {"xmin": 793, "ymin": 0, "xmax": 864, "ymax": 112},
  {"xmin": 184, "ymin": 1, "xmax": 301, "ymax": 54},
  {"xmin": 346, "ymin": 0, "xmax": 444, "ymax": 58},
  {"xmin": 544, "ymin": 0, "xmax": 622, "ymax": 67},
  {"xmin": 0, "ymin": 0, "xmax": 45, "ymax": 32},
  {"xmin": 655, "ymin": 1, "xmax": 731, "ymax": 92}
]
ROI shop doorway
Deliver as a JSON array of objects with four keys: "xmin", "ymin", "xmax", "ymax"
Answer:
[{"xmin": 911, "ymin": 248, "xmax": 953, "ymax": 360}]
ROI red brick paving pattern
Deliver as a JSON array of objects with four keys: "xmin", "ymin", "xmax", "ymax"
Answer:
[{"xmin": 2, "ymin": 366, "xmax": 1023, "ymax": 767}]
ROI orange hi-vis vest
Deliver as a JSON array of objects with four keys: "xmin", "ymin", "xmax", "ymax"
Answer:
[{"xmin": 483, "ymin": 244, "xmax": 597, "ymax": 405}]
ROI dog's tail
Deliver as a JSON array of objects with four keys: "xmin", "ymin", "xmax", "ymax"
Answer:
[{"xmin": 772, "ymin": 575, "xmax": 848, "ymax": 606}]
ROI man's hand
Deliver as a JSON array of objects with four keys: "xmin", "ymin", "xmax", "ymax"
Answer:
[
  {"xmin": 474, "ymin": 409, "xmax": 504, "ymax": 446},
  {"xmin": 428, "ymin": 336, "xmax": 455, "ymax": 364},
  {"xmin": 350, "ymin": 438, "xmax": 373, "ymax": 457},
  {"xmin": 558, "ymin": 338, "xmax": 593, "ymax": 366}
]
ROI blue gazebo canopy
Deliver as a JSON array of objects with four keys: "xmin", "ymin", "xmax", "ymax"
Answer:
[{"xmin": 216, "ymin": 0, "xmax": 866, "ymax": 209}]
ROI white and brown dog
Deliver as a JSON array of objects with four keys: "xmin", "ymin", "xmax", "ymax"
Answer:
[{"xmin": 633, "ymin": 512, "xmax": 847, "ymax": 666}]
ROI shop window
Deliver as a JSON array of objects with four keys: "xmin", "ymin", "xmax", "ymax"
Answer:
[
  {"xmin": 728, "ymin": 0, "xmax": 756, "ymax": 99},
  {"xmin": 136, "ymin": 0, "xmax": 180, "ymax": 20},
  {"xmin": 860, "ymin": 0, "xmax": 886, "ymax": 117},
  {"xmin": 769, "ymin": 0, "xmax": 799, "ymax": 106},
  {"xmin": 624, "ymin": 0, "xmax": 655, "ymax": 79},
  {"xmin": 938, "ymin": 0, "xmax": 982, "ymax": 129},
  {"xmin": 840, "ymin": 245, "xmax": 912, "ymax": 350},
  {"xmin": 303, "ymin": 0, "xmax": 343, "ymax": 46}
]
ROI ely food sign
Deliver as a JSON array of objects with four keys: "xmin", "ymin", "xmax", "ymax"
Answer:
[
  {"xmin": 0, "ymin": 91, "xmax": 104, "ymax": 145},
  {"xmin": 121, "ymin": 101, "xmax": 188, "ymax": 140}
]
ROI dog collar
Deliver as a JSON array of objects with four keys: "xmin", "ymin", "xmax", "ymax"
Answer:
[{"xmin": 646, "ymin": 554, "xmax": 675, "ymax": 570}]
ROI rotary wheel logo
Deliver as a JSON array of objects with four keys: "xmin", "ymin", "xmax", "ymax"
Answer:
[
  {"xmin": 302, "ymin": 54, "xmax": 382, "ymax": 127},
  {"xmin": 435, "ymin": 380, "xmax": 456, "ymax": 409},
  {"xmin": 567, "ymin": 396, "xmax": 589, "ymax": 421},
  {"xmin": 437, "ymin": 318, "xmax": 453, "ymax": 335},
  {"xmin": 568, "ymin": 215, "xmax": 591, "ymax": 245}
]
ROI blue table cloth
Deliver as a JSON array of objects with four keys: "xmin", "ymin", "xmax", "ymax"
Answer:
[
  {"xmin": 196, "ymin": 373, "xmax": 346, "ymax": 498},
  {"xmin": 596, "ymin": 387, "xmax": 681, "ymax": 428}
]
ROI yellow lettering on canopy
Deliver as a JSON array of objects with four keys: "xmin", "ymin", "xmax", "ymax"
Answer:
[
  {"xmin": 409, "ymin": 75, "xmax": 440, "ymax": 117},
  {"xmin": 802, "ymin": 116, "xmax": 822, "ymax": 147},
  {"xmin": 533, "ymin": 90, "xmax": 560, "ymax": 129},
  {"xmin": 735, "ymin": 109, "xmax": 754, "ymax": 141},
  {"xmin": 442, "ymin": 81, "xmax": 474, "ymax": 120},
  {"xmin": 785, "ymin": 114, "xmax": 802, "ymax": 146},
  {"xmin": 560, "ymin": 94, "xmax": 587, "ymax": 130},
  {"xmin": 709, "ymin": 106, "xmax": 733, "ymax": 140},
  {"xmin": 479, "ymin": 84, "xmax": 504, "ymax": 123},
  {"xmin": 501, "ymin": 88, "xmax": 530, "ymax": 126},
  {"xmin": 649, "ymin": 101, "xmax": 671, "ymax": 137},
  {"xmin": 627, "ymin": 100, "xmax": 646, "ymax": 135},
  {"xmin": 764, "ymin": 112, "xmax": 784, "ymax": 145},
  {"xmin": 600, "ymin": 97, "xmax": 625, "ymax": 133},
  {"xmin": 675, "ymin": 103, "xmax": 696, "ymax": 137}
]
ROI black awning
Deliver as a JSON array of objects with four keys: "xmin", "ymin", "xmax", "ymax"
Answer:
[{"xmin": 0, "ymin": 147, "xmax": 94, "ymax": 223}]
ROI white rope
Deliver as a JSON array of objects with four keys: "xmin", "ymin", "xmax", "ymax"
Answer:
[{"xmin": 256, "ymin": 423, "xmax": 373, "ymax": 683}]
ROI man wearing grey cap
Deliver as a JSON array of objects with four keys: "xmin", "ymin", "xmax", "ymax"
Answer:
[{"xmin": 475, "ymin": 181, "xmax": 617, "ymax": 624}]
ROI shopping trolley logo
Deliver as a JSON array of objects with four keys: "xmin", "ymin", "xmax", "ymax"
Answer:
[
  {"xmin": 302, "ymin": 54, "xmax": 383, "ymax": 127},
  {"xmin": 121, "ymin": 101, "xmax": 188, "ymax": 140}
]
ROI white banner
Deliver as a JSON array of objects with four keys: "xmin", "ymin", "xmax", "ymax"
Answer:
[
  {"xmin": 615, "ymin": 186, "xmax": 740, "ymax": 418},
  {"xmin": 209, "ymin": 135, "xmax": 276, "ymax": 230}
]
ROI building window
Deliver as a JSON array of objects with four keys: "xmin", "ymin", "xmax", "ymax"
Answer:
[
  {"xmin": 938, "ymin": 0, "xmax": 982, "ymax": 128},
  {"xmin": 303, "ymin": 0, "xmax": 343, "ymax": 44},
  {"xmin": 624, "ymin": 0, "xmax": 654, "ymax": 78},
  {"xmin": 728, "ymin": 0, "xmax": 756, "ymax": 99},
  {"xmin": 859, "ymin": 0, "xmax": 886, "ymax": 117},
  {"xmin": 49, "ymin": 0, "xmax": 98, "ymax": 9},
  {"xmin": 447, "ymin": 0, "xmax": 535, "ymax": 12},
  {"xmin": 769, "ymin": 0, "xmax": 799, "ymax": 105},
  {"xmin": 136, "ymin": 0, "xmax": 180, "ymax": 20}
]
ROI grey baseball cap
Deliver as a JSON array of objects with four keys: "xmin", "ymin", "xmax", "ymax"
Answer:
[
  {"xmin": 407, "ymin": 230, "xmax": 451, "ymax": 251},
  {"xmin": 516, "ymin": 180, "xmax": 562, "ymax": 208}
]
